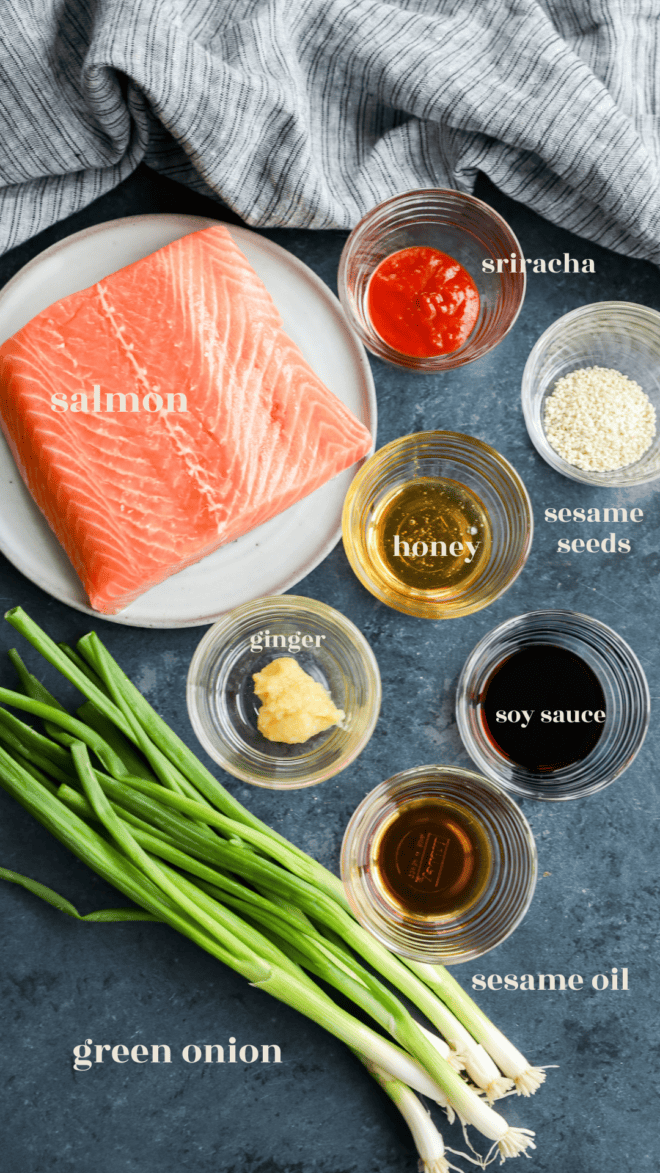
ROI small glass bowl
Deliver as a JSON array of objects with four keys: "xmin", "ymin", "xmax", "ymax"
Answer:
[
  {"xmin": 187, "ymin": 595, "xmax": 381, "ymax": 789},
  {"xmin": 340, "ymin": 765, "xmax": 537, "ymax": 963},
  {"xmin": 456, "ymin": 610, "xmax": 650, "ymax": 801},
  {"xmin": 342, "ymin": 431, "xmax": 533, "ymax": 619},
  {"xmin": 338, "ymin": 189, "xmax": 525, "ymax": 371},
  {"xmin": 522, "ymin": 302, "xmax": 660, "ymax": 486}
]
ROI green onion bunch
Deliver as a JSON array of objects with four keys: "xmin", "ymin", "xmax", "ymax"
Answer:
[{"xmin": 0, "ymin": 608, "xmax": 546, "ymax": 1168}]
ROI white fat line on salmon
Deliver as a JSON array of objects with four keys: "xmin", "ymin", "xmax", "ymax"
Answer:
[
  {"xmin": 78, "ymin": 283, "xmax": 189, "ymax": 413},
  {"xmin": 159, "ymin": 416, "xmax": 229, "ymax": 519}
]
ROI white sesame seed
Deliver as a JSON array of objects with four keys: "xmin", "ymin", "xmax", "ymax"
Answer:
[{"xmin": 543, "ymin": 366, "xmax": 656, "ymax": 471}]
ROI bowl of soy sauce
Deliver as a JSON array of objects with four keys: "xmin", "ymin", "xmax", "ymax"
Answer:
[{"xmin": 456, "ymin": 610, "xmax": 650, "ymax": 801}]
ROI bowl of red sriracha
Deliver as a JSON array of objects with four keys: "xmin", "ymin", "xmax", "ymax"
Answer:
[{"xmin": 338, "ymin": 189, "xmax": 526, "ymax": 372}]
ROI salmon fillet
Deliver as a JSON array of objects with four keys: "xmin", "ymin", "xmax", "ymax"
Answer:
[{"xmin": 0, "ymin": 226, "xmax": 372, "ymax": 614}]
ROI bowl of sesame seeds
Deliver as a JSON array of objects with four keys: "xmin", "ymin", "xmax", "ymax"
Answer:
[{"xmin": 521, "ymin": 302, "xmax": 660, "ymax": 486}]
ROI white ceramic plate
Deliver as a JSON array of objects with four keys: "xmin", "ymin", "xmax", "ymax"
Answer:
[{"xmin": 0, "ymin": 215, "xmax": 376, "ymax": 627}]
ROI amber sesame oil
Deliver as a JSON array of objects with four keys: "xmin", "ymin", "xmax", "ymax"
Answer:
[
  {"xmin": 366, "ymin": 477, "xmax": 492, "ymax": 599},
  {"xmin": 371, "ymin": 796, "xmax": 492, "ymax": 920}
]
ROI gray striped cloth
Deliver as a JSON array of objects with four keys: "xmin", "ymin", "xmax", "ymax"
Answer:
[{"xmin": 1, "ymin": 0, "xmax": 659, "ymax": 263}]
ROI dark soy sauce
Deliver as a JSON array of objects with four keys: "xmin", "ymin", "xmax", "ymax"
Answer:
[
  {"xmin": 374, "ymin": 799, "xmax": 491, "ymax": 917},
  {"xmin": 482, "ymin": 644, "xmax": 606, "ymax": 771}
]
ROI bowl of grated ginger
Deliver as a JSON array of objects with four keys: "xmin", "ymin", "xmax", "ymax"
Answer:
[{"xmin": 186, "ymin": 595, "xmax": 381, "ymax": 788}]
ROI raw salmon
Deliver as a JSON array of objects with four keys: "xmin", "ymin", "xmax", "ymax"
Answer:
[{"xmin": 0, "ymin": 226, "xmax": 372, "ymax": 614}]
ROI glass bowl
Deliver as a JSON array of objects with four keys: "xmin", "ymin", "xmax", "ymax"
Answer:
[
  {"xmin": 338, "ymin": 189, "xmax": 525, "ymax": 371},
  {"xmin": 522, "ymin": 302, "xmax": 660, "ymax": 486},
  {"xmin": 456, "ymin": 609, "xmax": 650, "ymax": 801},
  {"xmin": 342, "ymin": 431, "xmax": 533, "ymax": 619},
  {"xmin": 187, "ymin": 595, "xmax": 381, "ymax": 788},
  {"xmin": 340, "ymin": 765, "xmax": 537, "ymax": 963}
]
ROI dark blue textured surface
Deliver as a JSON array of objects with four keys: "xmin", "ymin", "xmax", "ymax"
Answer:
[{"xmin": 0, "ymin": 168, "xmax": 658, "ymax": 1172}]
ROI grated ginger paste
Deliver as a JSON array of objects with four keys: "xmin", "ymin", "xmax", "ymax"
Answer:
[{"xmin": 253, "ymin": 657, "xmax": 345, "ymax": 744}]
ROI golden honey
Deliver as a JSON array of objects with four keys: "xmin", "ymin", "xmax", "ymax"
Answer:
[{"xmin": 366, "ymin": 477, "xmax": 492, "ymax": 596}]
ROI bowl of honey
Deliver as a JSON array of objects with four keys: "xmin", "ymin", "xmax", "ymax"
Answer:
[
  {"xmin": 340, "ymin": 765, "xmax": 537, "ymax": 963},
  {"xmin": 342, "ymin": 431, "xmax": 533, "ymax": 619},
  {"xmin": 337, "ymin": 189, "xmax": 526, "ymax": 371}
]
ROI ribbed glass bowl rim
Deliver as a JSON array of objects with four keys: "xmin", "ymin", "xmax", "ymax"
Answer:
[
  {"xmin": 340, "ymin": 764, "xmax": 538, "ymax": 963},
  {"xmin": 521, "ymin": 301, "xmax": 660, "ymax": 487},
  {"xmin": 341, "ymin": 430, "xmax": 534, "ymax": 619},
  {"xmin": 456, "ymin": 608, "xmax": 650, "ymax": 801},
  {"xmin": 337, "ymin": 188, "xmax": 526, "ymax": 371},
  {"xmin": 186, "ymin": 594, "xmax": 382, "ymax": 789}
]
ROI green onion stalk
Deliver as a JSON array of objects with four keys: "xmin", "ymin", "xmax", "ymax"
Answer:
[
  {"xmin": 405, "ymin": 962, "xmax": 547, "ymax": 1097},
  {"xmin": 362, "ymin": 1058, "xmax": 468, "ymax": 1173}
]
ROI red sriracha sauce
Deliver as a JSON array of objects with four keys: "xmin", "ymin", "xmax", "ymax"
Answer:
[{"xmin": 367, "ymin": 246, "xmax": 480, "ymax": 357}]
